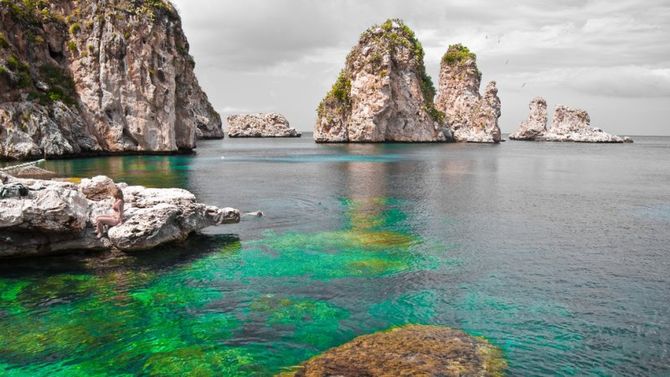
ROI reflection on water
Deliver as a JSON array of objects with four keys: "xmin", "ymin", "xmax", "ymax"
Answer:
[{"xmin": 1, "ymin": 136, "xmax": 670, "ymax": 376}]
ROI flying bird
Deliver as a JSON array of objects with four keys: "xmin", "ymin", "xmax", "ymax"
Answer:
[{"xmin": 521, "ymin": 83, "xmax": 527, "ymax": 88}]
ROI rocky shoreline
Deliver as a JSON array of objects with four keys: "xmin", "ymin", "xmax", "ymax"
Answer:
[{"xmin": 0, "ymin": 172, "xmax": 239, "ymax": 258}]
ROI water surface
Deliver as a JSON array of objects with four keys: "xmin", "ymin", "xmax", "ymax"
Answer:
[{"xmin": 1, "ymin": 135, "xmax": 669, "ymax": 376}]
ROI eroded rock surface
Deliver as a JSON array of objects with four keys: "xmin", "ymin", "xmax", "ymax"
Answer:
[
  {"xmin": 286, "ymin": 325, "xmax": 506, "ymax": 377},
  {"xmin": 509, "ymin": 97, "xmax": 548, "ymax": 140},
  {"xmin": 314, "ymin": 19, "xmax": 449, "ymax": 143},
  {"xmin": 435, "ymin": 44, "xmax": 501, "ymax": 143},
  {"xmin": 0, "ymin": 173, "xmax": 239, "ymax": 257},
  {"xmin": 227, "ymin": 113, "xmax": 300, "ymax": 137},
  {"xmin": 0, "ymin": 0, "xmax": 222, "ymax": 160},
  {"xmin": 510, "ymin": 100, "xmax": 632, "ymax": 143}
]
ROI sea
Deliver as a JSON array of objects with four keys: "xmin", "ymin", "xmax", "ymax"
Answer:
[{"xmin": 1, "ymin": 134, "xmax": 669, "ymax": 376}]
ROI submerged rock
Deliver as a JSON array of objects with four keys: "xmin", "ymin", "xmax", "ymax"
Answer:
[
  {"xmin": 285, "ymin": 325, "xmax": 506, "ymax": 377},
  {"xmin": 509, "ymin": 97, "xmax": 548, "ymax": 140},
  {"xmin": 510, "ymin": 100, "xmax": 632, "ymax": 143},
  {"xmin": 314, "ymin": 19, "xmax": 449, "ymax": 143},
  {"xmin": 435, "ymin": 44, "xmax": 501, "ymax": 143},
  {"xmin": 227, "ymin": 113, "xmax": 301, "ymax": 137},
  {"xmin": 0, "ymin": 0, "xmax": 222, "ymax": 160},
  {"xmin": 0, "ymin": 173, "xmax": 239, "ymax": 257}
]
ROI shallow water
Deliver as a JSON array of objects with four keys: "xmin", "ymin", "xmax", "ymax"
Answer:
[{"xmin": 1, "ymin": 135, "xmax": 669, "ymax": 376}]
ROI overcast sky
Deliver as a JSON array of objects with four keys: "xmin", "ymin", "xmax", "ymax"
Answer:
[{"xmin": 172, "ymin": 0, "xmax": 670, "ymax": 135}]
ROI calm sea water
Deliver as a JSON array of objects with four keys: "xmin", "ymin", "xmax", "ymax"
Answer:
[{"xmin": 1, "ymin": 135, "xmax": 669, "ymax": 376}]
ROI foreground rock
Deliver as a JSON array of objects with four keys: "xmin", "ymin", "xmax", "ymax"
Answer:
[
  {"xmin": 510, "ymin": 100, "xmax": 632, "ymax": 143},
  {"xmin": 227, "ymin": 113, "xmax": 300, "ymax": 137},
  {"xmin": 314, "ymin": 19, "xmax": 449, "ymax": 143},
  {"xmin": 0, "ymin": 173, "xmax": 239, "ymax": 257},
  {"xmin": 285, "ymin": 325, "xmax": 506, "ymax": 377},
  {"xmin": 0, "ymin": 0, "xmax": 222, "ymax": 160},
  {"xmin": 435, "ymin": 44, "xmax": 501, "ymax": 143}
]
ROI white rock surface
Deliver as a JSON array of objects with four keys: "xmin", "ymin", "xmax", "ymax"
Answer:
[
  {"xmin": 0, "ymin": 173, "xmax": 239, "ymax": 257},
  {"xmin": 314, "ymin": 19, "xmax": 449, "ymax": 143},
  {"xmin": 509, "ymin": 97, "xmax": 548, "ymax": 140},
  {"xmin": 435, "ymin": 44, "xmax": 501, "ymax": 143},
  {"xmin": 227, "ymin": 113, "xmax": 300, "ymax": 137}
]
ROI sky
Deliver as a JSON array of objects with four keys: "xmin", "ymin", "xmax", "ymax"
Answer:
[{"xmin": 172, "ymin": 0, "xmax": 670, "ymax": 135}]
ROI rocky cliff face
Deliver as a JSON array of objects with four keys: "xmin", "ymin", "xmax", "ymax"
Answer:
[
  {"xmin": 510, "ymin": 99, "xmax": 632, "ymax": 143},
  {"xmin": 314, "ymin": 19, "xmax": 449, "ymax": 143},
  {"xmin": 435, "ymin": 44, "xmax": 501, "ymax": 143},
  {"xmin": 509, "ymin": 97, "xmax": 548, "ymax": 140},
  {"xmin": 227, "ymin": 113, "xmax": 300, "ymax": 137},
  {"xmin": 0, "ymin": 0, "xmax": 222, "ymax": 160}
]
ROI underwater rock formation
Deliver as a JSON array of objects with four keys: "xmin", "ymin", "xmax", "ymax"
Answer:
[
  {"xmin": 0, "ymin": 0, "xmax": 222, "ymax": 160},
  {"xmin": 435, "ymin": 44, "xmax": 501, "ymax": 143},
  {"xmin": 314, "ymin": 19, "xmax": 450, "ymax": 143},
  {"xmin": 509, "ymin": 97, "xmax": 548, "ymax": 140},
  {"xmin": 287, "ymin": 325, "xmax": 506, "ymax": 377},
  {"xmin": 0, "ymin": 173, "xmax": 239, "ymax": 257},
  {"xmin": 510, "ymin": 100, "xmax": 632, "ymax": 143},
  {"xmin": 227, "ymin": 113, "xmax": 300, "ymax": 137}
]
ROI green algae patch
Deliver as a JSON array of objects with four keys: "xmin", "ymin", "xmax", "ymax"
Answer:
[
  {"xmin": 142, "ymin": 346, "xmax": 254, "ymax": 377},
  {"xmin": 251, "ymin": 295, "xmax": 349, "ymax": 327}
]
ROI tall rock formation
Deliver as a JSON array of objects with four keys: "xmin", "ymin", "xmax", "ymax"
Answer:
[
  {"xmin": 509, "ymin": 97, "xmax": 548, "ymax": 140},
  {"xmin": 314, "ymin": 19, "xmax": 449, "ymax": 143},
  {"xmin": 435, "ymin": 44, "xmax": 501, "ymax": 143},
  {"xmin": 0, "ymin": 0, "xmax": 222, "ymax": 160}
]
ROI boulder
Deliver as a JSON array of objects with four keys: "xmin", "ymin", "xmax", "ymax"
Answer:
[
  {"xmin": 286, "ymin": 325, "xmax": 506, "ymax": 377},
  {"xmin": 314, "ymin": 19, "xmax": 449, "ymax": 143},
  {"xmin": 541, "ymin": 105, "xmax": 631, "ymax": 143},
  {"xmin": 435, "ymin": 44, "xmax": 502, "ymax": 143},
  {"xmin": 509, "ymin": 97, "xmax": 548, "ymax": 140},
  {"xmin": 0, "ymin": 174, "xmax": 239, "ymax": 257},
  {"xmin": 226, "ymin": 113, "xmax": 301, "ymax": 137}
]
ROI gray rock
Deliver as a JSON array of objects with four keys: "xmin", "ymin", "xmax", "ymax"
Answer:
[
  {"xmin": 0, "ymin": 0, "xmax": 222, "ymax": 160},
  {"xmin": 540, "ymin": 105, "xmax": 630, "ymax": 143},
  {"xmin": 0, "ymin": 174, "xmax": 239, "ymax": 257},
  {"xmin": 509, "ymin": 97, "xmax": 548, "ymax": 140},
  {"xmin": 314, "ymin": 19, "xmax": 449, "ymax": 143},
  {"xmin": 227, "ymin": 113, "xmax": 300, "ymax": 137},
  {"xmin": 435, "ymin": 44, "xmax": 502, "ymax": 143}
]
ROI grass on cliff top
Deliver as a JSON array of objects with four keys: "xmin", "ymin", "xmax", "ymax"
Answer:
[
  {"xmin": 317, "ymin": 70, "xmax": 352, "ymax": 117},
  {"xmin": 442, "ymin": 43, "xmax": 477, "ymax": 65}
]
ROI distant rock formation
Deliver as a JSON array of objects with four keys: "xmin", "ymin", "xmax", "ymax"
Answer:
[
  {"xmin": 509, "ymin": 97, "xmax": 548, "ymax": 140},
  {"xmin": 314, "ymin": 19, "xmax": 450, "ymax": 143},
  {"xmin": 227, "ymin": 113, "xmax": 300, "ymax": 137},
  {"xmin": 510, "ymin": 99, "xmax": 633, "ymax": 143},
  {"xmin": 0, "ymin": 0, "xmax": 222, "ymax": 160},
  {"xmin": 286, "ymin": 325, "xmax": 507, "ymax": 376},
  {"xmin": 0, "ymin": 173, "xmax": 239, "ymax": 257},
  {"xmin": 435, "ymin": 44, "xmax": 501, "ymax": 143}
]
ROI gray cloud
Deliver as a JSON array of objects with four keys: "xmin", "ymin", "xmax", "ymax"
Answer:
[{"xmin": 174, "ymin": 0, "xmax": 670, "ymax": 135}]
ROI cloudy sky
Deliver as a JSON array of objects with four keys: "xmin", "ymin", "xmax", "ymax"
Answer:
[{"xmin": 172, "ymin": 0, "xmax": 670, "ymax": 135}]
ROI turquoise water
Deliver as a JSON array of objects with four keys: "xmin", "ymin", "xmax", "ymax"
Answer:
[{"xmin": 1, "ymin": 135, "xmax": 669, "ymax": 376}]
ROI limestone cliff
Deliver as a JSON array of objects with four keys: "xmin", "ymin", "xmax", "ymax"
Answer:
[
  {"xmin": 435, "ymin": 44, "xmax": 501, "ymax": 143},
  {"xmin": 0, "ymin": 0, "xmax": 222, "ymax": 160},
  {"xmin": 314, "ymin": 19, "xmax": 449, "ymax": 143}
]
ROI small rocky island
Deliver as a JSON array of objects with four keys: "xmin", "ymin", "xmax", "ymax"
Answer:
[
  {"xmin": 0, "ymin": 172, "xmax": 239, "ymax": 257},
  {"xmin": 285, "ymin": 325, "xmax": 506, "ymax": 377},
  {"xmin": 227, "ymin": 113, "xmax": 301, "ymax": 137},
  {"xmin": 435, "ymin": 44, "xmax": 502, "ymax": 143},
  {"xmin": 314, "ymin": 19, "xmax": 450, "ymax": 143},
  {"xmin": 510, "ymin": 98, "xmax": 633, "ymax": 143},
  {"xmin": 0, "ymin": 0, "xmax": 222, "ymax": 160}
]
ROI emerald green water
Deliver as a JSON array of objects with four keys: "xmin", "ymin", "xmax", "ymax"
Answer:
[{"xmin": 1, "ymin": 136, "xmax": 670, "ymax": 376}]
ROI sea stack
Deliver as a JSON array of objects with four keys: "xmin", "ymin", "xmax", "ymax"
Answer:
[
  {"xmin": 509, "ymin": 97, "xmax": 548, "ymax": 140},
  {"xmin": 0, "ymin": 0, "xmax": 222, "ymax": 160},
  {"xmin": 314, "ymin": 19, "xmax": 449, "ymax": 143},
  {"xmin": 510, "ymin": 99, "xmax": 633, "ymax": 143},
  {"xmin": 227, "ymin": 113, "xmax": 301, "ymax": 137},
  {"xmin": 435, "ymin": 44, "xmax": 501, "ymax": 143}
]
